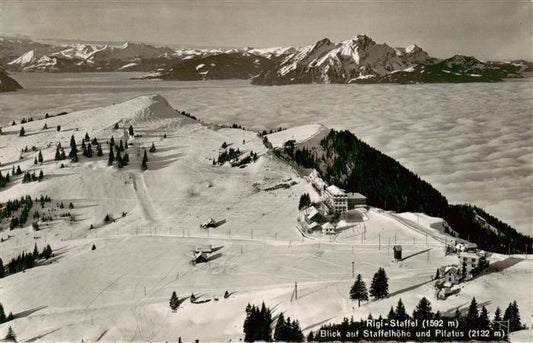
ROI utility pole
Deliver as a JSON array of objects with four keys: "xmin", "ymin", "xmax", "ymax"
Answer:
[
  {"xmin": 352, "ymin": 261, "xmax": 355, "ymax": 277},
  {"xmin": 379, "ymin": 234, "xmax": 381, "ymax": 251}
]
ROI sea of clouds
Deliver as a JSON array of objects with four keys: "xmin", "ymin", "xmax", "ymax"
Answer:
[{"xmin": 2, "ymin": 73, "xmax": 531, "ymax": 235}]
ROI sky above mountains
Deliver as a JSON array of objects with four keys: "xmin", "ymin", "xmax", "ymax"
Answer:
[{"xmin": 1, "ymin": 0, "xmax": 531, "ymax": 60}]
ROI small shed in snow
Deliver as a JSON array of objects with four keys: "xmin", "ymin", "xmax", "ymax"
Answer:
[
  {"xmin": 393, "ymin": 245, "xmax": 402, "ymax": 260},
  {"xmin": 322, "ymin": 222, "xmax": 336, "ymax": 235}
]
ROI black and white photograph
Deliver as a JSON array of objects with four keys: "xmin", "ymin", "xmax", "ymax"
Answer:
[{"xmin": 0, "ymin": 1, "xmax": 531, "ymax": 342}]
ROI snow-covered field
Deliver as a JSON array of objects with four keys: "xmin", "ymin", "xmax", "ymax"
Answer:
[{"xmin": 0, "ymin": 95, "xmax": 531, "ymax": 342}]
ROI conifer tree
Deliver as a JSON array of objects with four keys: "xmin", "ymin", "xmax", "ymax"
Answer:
[
  {"xmin": 128, "ymin": 125, "xmax": 134, "ymax": 136},
  {"xmin": 110, "ymin": 136, "xmax": 115, "ymax": 147},
  {"xmin": 0, "ymin": 258, "xmax": 4, "ymax": 278},
  {"xmin": 387, "ymin": 306, "xmax": 396, "ymax": 320},
  {"xmin": 142, "ymin": 149, "xmax": 148, "ymax": 170},
  {"xmin": 84, "ymin": 132, "xmax": 90, "ymax": 141},
  {"xmin": 370, "ymin": 267, "xmax": 389, "ymax": 299},
  {"xmin": 413, "ymin": 297, "xmax": 433, "ymax": 320},
  {"xmin": 170, "ymin": 291, "xmax": 179, "ymax": 311},
  {"xmin": 4, "ymin": 326, "xmax": 16, "ymax": 342},
  {"xmin": 69, "ymin": 135, "xmax": 78, "ymax": 162},
  {"xmin": 69, "ymin": 135, "xmax": 77, "ymax": 154},
  {"xmin": 350, "ymin": 274, "xmax": 368, "ymax": 307},
  {"xmin": 119, "ymin": 140, "xmax": 124, "ymax": 152},
  {"xmin": 43, "ymin": 123, "xmax": 48, "ymax": 130},
  {"xmin": 298, "ymin": 193, "xmax": 311, "ymax": 209},
  {"xmin": 34, "ymin": 157, "xmax": 38, "ymax": 165},
  {"xmin": 38, "ymin": 150, "xmax": 43, "ymax": 163},
  {"xmin": 86, "ymin": 143, "xmax": 93, "ymax": 157},
  {"xmin": 96, "ymin": 143, "xmax": 103, "ymax": 157},
  {"xmin": 38, "ymin": 170, "xmax": 44, "ymax": 181},
  {"xmin": 478, "ymin": 306, "xmax": 490, "ymax": 330},
  {"xmin": 33, "ymin": 243, "xmax": 39, "ymax": 258},
  {"xmin": 493, "ymin": 306, "xmax": 502, "ymax": 325},
  {"xmin": 108, "ymin": 146, "xmax": 115, "ymax": 166},
  {"xmin": 0, "ymin": 302, "xmax": 5, "ymax": 323},
  {"xmin": 117, "ymin": 152, "xmax": 123, "ymax": 169},
  {"xmin": 503, "ymin": 301, "xmax": 523, "ymax": 332},
  {"xmin": 466, "ymin": 297, "xmax": 479, "ymax": 328},
  {"xmin": 149, "ymin": 142, "xmax": 156, "ymax": 153},
  {"xmin": 19, "ymin": 126, "xmax": 25, "ymax": 137},
  {"xmin": 395, "ymin": 298, "xmax": 409, "ymax": 320},
  {"xmin": 274, "ymin": 312, "xmax": 286, "ymax": 341}
]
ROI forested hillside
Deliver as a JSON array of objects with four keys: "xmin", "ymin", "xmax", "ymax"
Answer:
[{"xmin": 289, "ymin": 129, "xmax": 532, "ymax": 254}]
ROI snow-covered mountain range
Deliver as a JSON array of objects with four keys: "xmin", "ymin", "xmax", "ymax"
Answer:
[
  {"xmin": 252, "ymin": 34, "xmax": 525, "ymax": 84},
  {"xmin": 1, "ymin": 35, "xmax": 528, "ymax": 83},
  {"xmin": 0, "ymin": 37, "xmax": 291, "ymax": 74}
]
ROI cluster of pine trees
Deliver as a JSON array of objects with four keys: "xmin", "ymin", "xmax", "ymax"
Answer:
[
  {"xmin": 350, "ymin": 268, "xmax": 389, "ymax": 306},
  {"xmin": 308, "ymin": 297, "xmax": 526, "ymax": 342},
  {"xmin": 0, "ymin": 302, "xmax": 14, "ymax": 324},
  {"xmin": 243, "ymin": 303, "xmax": 274, "ymax": 342},
  {"xmin": 22, "ymin": 170, "xmax": 43, "ymax": 183},
  {"xmin": 1, "ymin": 195, "xmax": 34, "ymax": 230},
  {"xmin": 298, "ymin": 193, "xmax": 311, "ymax": 210},
  {"xmin": 259, "ymin": 127, "xmax": 286, "ymax": 136},
  {"xmin": 242, "ymin": 303, "xmax": 305, "ymax": 342},
  {"xmin": 179, "ymin": 110, "xmax": 197, "ymax": 120},
  {"xmin": 0, "ymin": 170, "xmax": 10, "ymax": 188},
  {"xmin": 274, "ymin": 313, "xmax": 304, "ymax": 342},
  {"xmin": 20, "ymin": 117, "xmax": 35, "ymax": 124},
  {"xmin": 107, "ymin": 136, "xmax": 130, "ymax": 169},
  {"xmin": 33, "ymin": 151, "xmax": 44, "ymax": 165},
  {"xmin": 216, "ymin": 147, "xmax": 241, "ymax": 165},
  {"xmin": 5, "ymin": 243, "xmax": 52, "ymax": 275},
  {"xmin": 288, "ymin": 129, "xmax": 532, "ymax": 254}
]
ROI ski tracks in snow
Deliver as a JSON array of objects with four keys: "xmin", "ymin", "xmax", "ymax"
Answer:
[{"xmin": 130, "ymin": 171, "xmax": 159, "ymax": 223}]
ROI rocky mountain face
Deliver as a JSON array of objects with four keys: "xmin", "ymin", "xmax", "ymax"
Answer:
[
  {"xmin": 252, "ymin": 34, "xmax": 525, "ymax": 85},
  {"xmin": 2, "ymin": 38, "xmax": 178, "ymax": 72},
  {"xmin": 0, "ymin": 68, "xmax": 23, "ymax": 92},
  {"xmin": 351, "ymin": 55, "xmax": 524, "ymax": 84},
  {"xmin": 1, "ymin": 37, "xmax": 290, "ymax": 75},
  {"xmin": 159, "ymin": 53, "xmax": 275, "ymax": 81},
  {"xmin": 1, "ymin": 35, "xmax": 527, "ymax": 84}
]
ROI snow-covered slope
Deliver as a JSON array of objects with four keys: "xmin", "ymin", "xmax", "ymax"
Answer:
[{"xmin": 0, "ymin": 96, "xmax": 531, "ymax": 342}]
